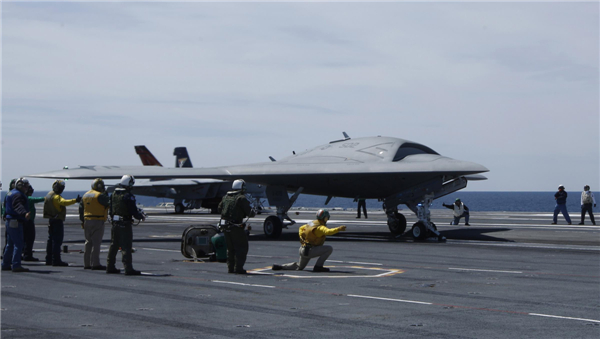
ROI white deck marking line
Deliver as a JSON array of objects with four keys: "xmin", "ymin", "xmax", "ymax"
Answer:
[
  {"xmin": 212, "ymin": 280, "xmax": 275, "ymax": 289},
  {"xmin": 449, "ymin": 268, "xmax": 523, "ymax": 274},
  {"xmin": 529, "ymin": 313, "xmax": 600, "ymax": 323},
  {"xmin": 348, "ymin": 294, "xmax": 432, "ymax": 305},
  {"xmin": 140, "ymin": 248, "xmax": 180, "ymax": 252},
  {"xmin": 348, "ymin": 295, "xmax": 600, "ymax": 324},
  {"xmin": 448, "ymin": 241, "xmax": 600, "ymax": 251},
  {"xmin": 328, "ymin": 260, "xmax": 383, "ymax": 266}
]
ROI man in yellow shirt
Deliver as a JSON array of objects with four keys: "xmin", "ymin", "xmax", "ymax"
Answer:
[
  {"xmin": 272, "ymin": 209, "xmax": 346, "ymax": 272},
  {"xmin": 43, "ymin": 180, "xmax": 81, "ymax": 266}
]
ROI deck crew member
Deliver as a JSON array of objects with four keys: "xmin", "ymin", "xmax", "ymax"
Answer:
[
  {"xmin": 43, "ymin": 180, "xmax": 81, "ymax": 266},
  {"xmin": 579, "ymin": 185, "xmax": 596, "ymax": 225},
  {"xmin": 106, "ymin": 175, "xmax": 145, "ymax": 275},
  {"xmin": 552, "ymin": 185, "xmax": 572, "ymax": 225},
  {"xmin": 443, "ymin": 198, "xmax": 470, "ymax": 226},
  {"xmin": 2, "ymin": 178, "xmax": 31, "ymax": 272},
  {"xmin": 272, "ymin": 209, "xmax": 346, "ymax": 272},
  {"xmin": 356, "ymin": 198, "xmax": 368, "ymax": 219},
  {"xmin": 79, "ymin": 178, "xmax": 110, "ymax": 270},
  {"xmin": 2, "ymin": 179, "xmax": 17, "ymax": 255},
  {"xmin": 218, "ymin": 179, "xmax": 255, "ymax": 274},
  {"xmin": 23, "ymin": 185, "xmax": 45, "ymax": 261}
]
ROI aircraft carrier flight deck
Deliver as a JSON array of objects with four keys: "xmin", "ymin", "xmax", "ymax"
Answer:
[{"xmin": 2, "ymin": 207, "xmax": 599, "ymax": 338}]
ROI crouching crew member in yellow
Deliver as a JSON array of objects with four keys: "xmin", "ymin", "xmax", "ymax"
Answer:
[{"xmin": 272, "ymin": 209, "xmax": 346, "ymax": 272}]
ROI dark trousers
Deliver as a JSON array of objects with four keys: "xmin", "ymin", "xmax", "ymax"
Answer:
[
  {"xmin": 106, "ymin": 222, "xmax": 134, "ymax": 272},
  {"xmin": 46, "ymin": 219, "xmax": 64, "ymax": 264},
  {"xmin": 224, "ymin": 226, "xmax": 248, "ymax": 272},
  {"xmin": 357, "ymin": 200, "xmax": 367, "ymax": 218},
  {"xmin": 23, "ymin": 219, "xmax": 36, "ymax": 258},
  {"xmin": 581, "ymin": 204, "xmax": 595, "ymax": 224}
]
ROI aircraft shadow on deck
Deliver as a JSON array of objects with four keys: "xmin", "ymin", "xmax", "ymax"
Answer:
[{"xmin": 251, "ymin": 228, "xmax": 514, "ymax": 243}]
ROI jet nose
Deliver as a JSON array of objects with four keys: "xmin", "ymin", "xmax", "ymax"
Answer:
[{"xmin": 441, "ymin": 158, "xmax": 489, "ymax": 174}]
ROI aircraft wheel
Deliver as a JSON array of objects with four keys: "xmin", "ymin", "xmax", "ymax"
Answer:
[
  {"xmin": 175, "ymin": 203, "xmax": 185, "ymax": 214},
  {"xmin": 411, "ymin": 222, "xmax": 427, "ymax": 240},
  {"xmin": 264, "ymin": 216, "xmax": 282, "ymax": 239},
  {"xmin": 387, "ymin": 212, "xmax": 407, "ymax": 235}
]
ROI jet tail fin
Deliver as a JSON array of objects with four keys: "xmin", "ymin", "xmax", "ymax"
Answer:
[
  {"xmin": 135, "ymin": 145, "xmax": 163, "ymax": 167},
  {"xmin": 174, "ymin": 147, "xmax": 193, "ymax": 168}
]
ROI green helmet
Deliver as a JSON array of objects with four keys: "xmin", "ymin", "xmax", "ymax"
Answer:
[
  {"xmin": 316, "ymin": 209, "xmax": 330, "ymax": 221},
  {"xmin": 92, "ymin": 178, "xmax": 105, "ymax": 192}
]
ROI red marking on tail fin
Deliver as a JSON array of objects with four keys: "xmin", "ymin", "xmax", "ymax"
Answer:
[{"xmin": 135, "ymin": 145, "xmax": 163, "ymax": 167}]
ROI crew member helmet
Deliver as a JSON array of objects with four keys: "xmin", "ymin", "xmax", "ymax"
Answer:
[
  {"xmin": 584, "ymin": 185, "xmax": 590, "ymax": 191},
  {"xmin": 316, "ymin": 209, "xmax": 330, "ymax": 221},
  {"xmin": 15, "ymin": 178, "xmax": 30, "ymax": 191},
  {"xmin": 558, "ymin": 185, "xmax": 565, "ymax": 190},
  {"xmin": 232, "ymin": 179, "xmax": 246, "ymax": 191},
  {"xmin": 26, "ymin": 185, "xmax": 34, "ymax": 196},
  {"xmin": 9, "ymin": 178, "xmax": 17, "ymax": 190},
  {"xmin": 120, "ymin": 175, "xmax": 135, "ymax": 188},
  {"xmin": 92, "ymin": 178, "xmax": 105, "ymax": 192},
  {"xmin": 52, "ymin": 180, "xmax": 66, "ymax": 194}
]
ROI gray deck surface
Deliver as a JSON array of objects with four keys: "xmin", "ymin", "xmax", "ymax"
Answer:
[{"xmin": 2, "ymin": 207, "xmax": 599, "ymax": 338}]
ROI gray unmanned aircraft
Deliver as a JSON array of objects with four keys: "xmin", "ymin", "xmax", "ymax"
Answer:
[{"xmin": 27, "ymin": 133, "xmax": 488, "ymax": 241}]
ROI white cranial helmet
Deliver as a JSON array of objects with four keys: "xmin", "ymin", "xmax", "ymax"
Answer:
[
  {"xmin": 232, "ymin": 179, "xmax": 246, "ymax": 191},
  {"xmin": 120, "ymin": 175, "xmax": 135, "ymax": 188}
]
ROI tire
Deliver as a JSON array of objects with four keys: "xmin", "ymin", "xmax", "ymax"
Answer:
[
  {"xmin": 411, "ymin": 222, "xmax": 427, "ymax": 240},
  {"xmin": 387, "ymin": 212, "xmax": 407, "ymax": 235},
  {"xmin": 175, "ymin": 203, "xmax": 185, "ymax": 214},
  {"xmin": 263, "ymin": 216, "xmax": 283, "ymax": 239}
]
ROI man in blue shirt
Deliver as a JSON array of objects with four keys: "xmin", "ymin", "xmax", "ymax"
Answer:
[
  {"xmin": 552, "ymin": 185, "xmax": 572, "ymax": 225},
  {"xmin": 2, "ymin": 178, "xmax": 32, "ymax": 272}
]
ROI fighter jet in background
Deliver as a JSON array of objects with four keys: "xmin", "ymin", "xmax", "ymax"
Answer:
[
  {"xmin": 122, "ymin": 146, "xmax": 265, "ymax": 214},
  {"xmin": 28, "ymin": 133, "xmax": 488, "ymax": 241}
]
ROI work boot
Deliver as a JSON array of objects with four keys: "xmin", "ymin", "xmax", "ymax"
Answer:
[
  {"xmin": 2, "ymin": 266, "xmax": 12, "ymax": 271},
  {"xmin": 465, "ymin": 223, "xmax": 470, "ymax": 226},
  {"xmin": 125, "ymin": 270, "xmax": 142, "ymax": 276},
  {"xmin": 313, "ymin": 266, "xmax": 330, "ymax": 272},
  {"xmin": 92, "ymin": 265, "xmax": 107, "ymax": 271},
  {"xmin": 578, "ymin": 222, "xmax": 584, "ymax": 225},
  {"xmin": 53, "ymin": 261, "xmax": 69, "ymax": 267},
  {"xmin": 235, "ymin": 270, "xmax": 247, "ymax": 274},
  {"xmin": 106, "ymin": 267, "xmax": 121, "ymax": 274},
  {"xmin": 272, "ymin": 264, "xmax": 283, "ymax": 271},
  {"xmin": 23, "ymin": 256, "xmax": 39, "ymax": 262},
  {"xmin": 551, "ymin": 223, "xmax": 557, "ymax": 225},
  {"xmin": 568, "ymin": 223, "xmax": 572, "ymax": 225},
  {"xmin": 84, "ymin": 266, "xmax": 92, "ymax": 270},
  {"xmin": 12, "ymin": 267, "xmax": 30, "ymax": 273}
]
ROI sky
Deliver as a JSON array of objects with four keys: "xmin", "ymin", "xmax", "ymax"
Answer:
[{"xmin": 1, "ymin": 1, "xmax": 598, "ymax": 193}]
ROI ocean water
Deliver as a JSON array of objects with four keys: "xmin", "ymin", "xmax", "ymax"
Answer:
[{"xmin": 3, "ymin": 191, "xmax": 594, "ymax": 213}]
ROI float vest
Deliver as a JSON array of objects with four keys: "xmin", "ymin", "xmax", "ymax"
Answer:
[
  {"xmin": 302, "ymin": 221, "xmax": 327, "ymax": 247},
  {"xmin": 43, "ymin": 192, "xmax": 66, "ymax": 220},
  {"xmin": 220, "ymin": 192, "xmax": 247, "ymax": 224},
  {"xmin": 5, "ymin": 189, "xmax": 29, "ymax": 220},
  {"xmin": 111, "ymin": 190, "xmax": 131, "ymax": 219},
  {"xmin": 82, "ymin": 189, "xmax": 108, "ymax": 221},
  {"xmin": 582, "ymin": 191, "xmax": 594, "ymax": 204},
  {"xmin": 453, "ymin": 203, "xmax": 465, "ymax": 217}
]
